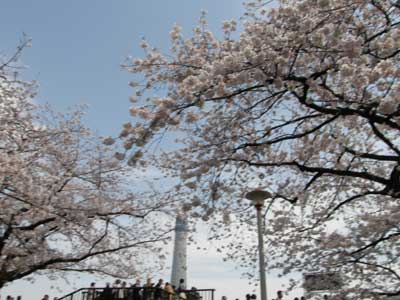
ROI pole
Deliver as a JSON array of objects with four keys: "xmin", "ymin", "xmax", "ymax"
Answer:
[{"xmin": 256, "ymin": 204, "xmax": 268, "ymax": 300}]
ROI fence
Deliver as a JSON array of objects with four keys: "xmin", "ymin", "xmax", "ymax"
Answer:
[{"xmin": 58, "ymin": 287, "xmax": 215, "ymax": 300}]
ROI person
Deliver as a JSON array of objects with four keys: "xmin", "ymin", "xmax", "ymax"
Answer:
[
  {"xmin": 143, "ymin": 278, "xmax": 153, "ymax": 300},
  {"xmin": 145, "ymin": 278, "xmax": 153, "ymax": 287},
  {"xmin": 276, "ymin": 291, "xmax": 283, "ymax": 300},
  {"xmin": 179, "ymin": 292, "xmax": 187, "ymax": 300},
  {"xmin": 164, "ymin": 282, "xmax": 174, "ymax": 300},
  {"xmin": 323, "ymin": 296, "xmax": 328, "ymax": 300},
  {"xmin": 88, "ymin": 282, "xmax": 97, "ymax": 300},
  {"xmin": 177, "ymin": 279, "xmax": 185, "ymax": 293},
  {"xmin": 116, "ymin": 282, "xmax": 126, "ymax": 300},
  {"xmin": 221, "ymin": 296, "xmax": 227, "ymax": 300},
  {"xmin": 300, "ymin": 297, "xmax": 305, "ymax": 300},
  {"xmin": 132, "ymin": 279, "xmax": 142, "ymax": 300},
  {"xmin": 245, "ymin": 295, "xmax": 251, "ymax": 300},
  {"xmin": 154, "ymin": 279, "xmax": 164, "ymax": 300},
  {"xmin": 41, "ymin": 296, "xmax": 50, "ymax": 300},
  {"xmin": 113, "ymin": 280, "xmax": 122, "ymax": 300},
  {"xmin": 187, "ymin": 287, "xmax": 200, "ymax": 300},
  {"xmin": 126, "ymin": 281, "xmax": 134, "ymax": 300},
  {"xmin": 177, "ymin": 280, "xmax": 186, "ymax": 300},
  {"xmin": 294, "ymin": 298, "xmax": 299, "ymax": 300},
  {"xmin": 121, "ymin": 281, "xmax": 128, "ymax": 300},
  {"xmin": 100, "ymin": 282, "xmax": 113, "ymax": 300}
]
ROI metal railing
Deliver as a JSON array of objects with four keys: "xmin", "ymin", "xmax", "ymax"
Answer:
[
  {"xmin": 58, "ymin": 287, "xmax": 215, "ymax": 300},
  {"xmin": 183, "ymin": 289, "xmax": 214, "ymax": 300}
]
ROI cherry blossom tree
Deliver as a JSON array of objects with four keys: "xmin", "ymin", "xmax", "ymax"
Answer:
[
  {"xmin": 122, "ymin": 0, "xmax": 400, "ymax": 298},
  {"xmin": 0, "ymin": 46, "xmax": 173, "ymax": 289}
]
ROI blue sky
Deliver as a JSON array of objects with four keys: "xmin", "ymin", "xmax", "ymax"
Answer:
[
  {"xmin": 1, "ymin": 0, "xmax": 243, "ymax": 136},
  {"xmin": 0, "ymin": 1, "xmax": 304, "ymax": 299}
]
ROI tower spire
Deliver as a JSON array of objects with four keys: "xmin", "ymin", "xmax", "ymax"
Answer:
[{"xmin": 171, "ymin": 214, "xmax": 188, "ymax": 288}]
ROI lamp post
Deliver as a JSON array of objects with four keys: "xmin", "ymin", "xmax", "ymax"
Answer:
[{"xmin": 245, "ymin": 190, "xmax": 272, "ymax": 300}]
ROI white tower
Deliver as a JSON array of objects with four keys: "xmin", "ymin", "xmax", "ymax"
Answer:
[{"xmin": 171, "ymin": 214, "xmax": 188, "ymax": 288}]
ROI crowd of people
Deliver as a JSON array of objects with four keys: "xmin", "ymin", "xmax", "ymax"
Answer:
[
  {"xmin": 40, "ymin": 296, "xmax": 57, "ymax": 300},
  {"xmin": 0, "ymin": 278, "xmax": 199, "ymax": 300},
  {"xmin": 1, "ymin": 284, "xmax": 331, "ymax": 300},
  {"xmin": 269, "ymin": 290, "xmax": 330, "ymax": 300},
  {"xmin": 0, "ymin": 294, "xmax": 57, "ymax": 300},
  {"xmin": 1, "ymin": 296, "xmax": 23, "ymax": 300},
  {"xmin": 232, "ymin": 290, "xmax": 329, "ymax": 300},
  {"xmin": 83, "ymin": 278, "xmax": 201, "ymax": 300}
]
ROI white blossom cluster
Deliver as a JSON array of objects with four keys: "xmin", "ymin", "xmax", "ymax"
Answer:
[
  {"xmin": 122, "ymin": 0, "xmax": 400, "ymax": 298},
  {"xmin": 0, "ymin": 57, "xmax": 172, "ymax": 288}
]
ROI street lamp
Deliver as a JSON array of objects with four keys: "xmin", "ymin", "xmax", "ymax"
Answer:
[{"xmin": 245, "ymin": 190, "xmax": 272, "ymax": 300}]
